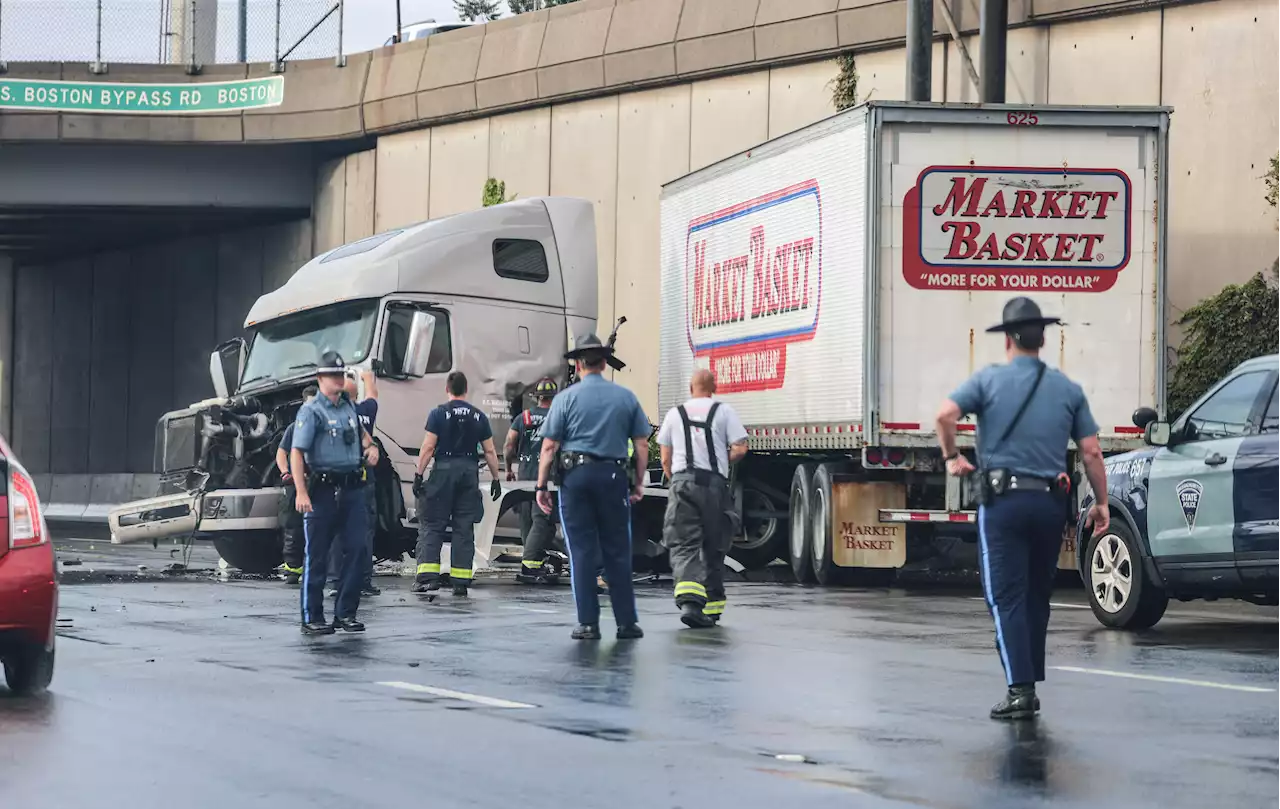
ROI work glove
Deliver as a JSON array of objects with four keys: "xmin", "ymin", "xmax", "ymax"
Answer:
[
  {"xmin": 412, "ymin": 474, "xmax": 425, "ymax": 498},
  {"xmin": 490, "ymin": 479, "xmax": 502, "ymax": 502}
]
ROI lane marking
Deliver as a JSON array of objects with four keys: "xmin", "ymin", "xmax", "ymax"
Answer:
[
  {"xmin": 1050, "ymin": 666, "xmax": 1276, "ymax": 693},
  {"xmin": 967, "ymin": 597, "xmax": 1088, "ymax": 610},
  {"xmin": 498, "ymin": 606, "xmax": 559, "ymax": 614},
  {"xmin": 378, "ymin": 681, "xmax": 536, "ymax": 708}
]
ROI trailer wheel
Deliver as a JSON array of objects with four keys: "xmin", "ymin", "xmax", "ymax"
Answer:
[
  {"xmin": 788, "ymin": 465, "xmax": 816, "ymax": 583},
  {"xmin": 729, "ymin": 485, "xmax": 788, "ymax": 570},
  {"xmin": 213, "ymin": 531, "xmax": 284, "ymax": 575},
  {"xmin": 810, "ymin": 464, "xmax": 840, "ymax": 586}
]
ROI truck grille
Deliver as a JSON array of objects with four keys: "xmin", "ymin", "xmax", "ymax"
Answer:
[{"xmin": 154, "ymin": 414, "xmax": 199, "ymax": 474}]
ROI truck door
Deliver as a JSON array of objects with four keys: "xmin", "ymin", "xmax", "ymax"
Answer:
[
  {"xmin": 372, "ymin": 302, "xmax": 455, "ymax": 482},
  {"xmin": 1146, "ymin": 369, "xmax": 1272, "ymax": 580},
  {"xmin": 1234, "ymin": 376, "xmax": 1279, "ymax": 588}
]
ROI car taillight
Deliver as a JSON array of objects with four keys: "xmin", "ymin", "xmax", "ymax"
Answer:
[{"xmin": 10, "ymin": 465, "xmax": 44, "ymax": 548}]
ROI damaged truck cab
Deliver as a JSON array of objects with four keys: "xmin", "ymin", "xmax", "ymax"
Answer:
[{"xmin": 110, "ymin": 197, "xmax": 599, "ymax": 574}]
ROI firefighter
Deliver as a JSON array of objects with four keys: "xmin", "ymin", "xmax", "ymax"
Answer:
[
  {"xmin": 412, "ymin": 371, "xmax": 503, "ymax": 598},
  {"xmin": 656, "ymin": 369, "xmax": 748, "ymax": 628},
  {"xmin": 290, "ymin": 352, "xmax": 380, "ymax": 635},
  {"xmin": 535, "ymin": 333, "xmax": 650, "ymax": 641},
  {"xmin": 505, "ymin": 377, "xmax": 561, "ymax": 584},
  {"xmin": 276, "ymin": 385, "xmax": 317, "ymax": 585},
  {"xmin": 936, "ymin": 297, "xmax": 1109, "ymax": 720}
]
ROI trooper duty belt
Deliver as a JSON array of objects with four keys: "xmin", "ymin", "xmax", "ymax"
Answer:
[{"xmin": 308, "ymin": 468, "xmax": 365, "ymax": 489}]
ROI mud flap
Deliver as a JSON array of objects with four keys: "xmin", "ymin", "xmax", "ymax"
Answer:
[
  {"xmin": 831, "ymin": 480, "xmax": 907, "ymax": 569},
  {"xmin": 1058, "ymin": 523, "xmax": 1078, "ymax": 571}
]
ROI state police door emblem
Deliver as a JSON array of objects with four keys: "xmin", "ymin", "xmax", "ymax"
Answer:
[{"xmin": 1175, "ymin": 479, "xmax": 1203, "ymax": 529}]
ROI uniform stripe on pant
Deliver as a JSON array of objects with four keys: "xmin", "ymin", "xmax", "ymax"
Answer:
[
  {"xmin": 557, "ymin": 496, "xmax": 577, "ymax": 606},
  {"xmin": 301, "ymin": 517, "xmax": 312, "ymax": 623},
  {"xmin": 417, "ymin": 563, "xmax": 440, "ymax": 575},
  {"xmin": 977, "ymin": 505, "xmax": 1013, "ymax": 685},
  {"xmin": 704, "ymin": 600, "xmax": 726, "ymax": 616}
]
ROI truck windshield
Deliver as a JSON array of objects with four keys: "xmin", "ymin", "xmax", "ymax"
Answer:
[{"xmin": 240, "ymin": 299, "xmax": 378, "ymax": 392}]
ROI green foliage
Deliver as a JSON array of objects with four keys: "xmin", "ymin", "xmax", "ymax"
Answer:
[
  {"xmin": 455, "ymin": 0, "xmax": 501, "ymax": 22},
  {"xmin": 482, "ymin": 177, "xmax": 514, "ymax": 207},
  {"xmin": 1266, "ymin": 153, "xmax": 1279, "ymax": 211},
  {"xmin": 830, "ymin": 52, "xmax": 859, "ymax": 111},
  {"xmin": 508, "ymin": 0, "xmax": 541, "ymax": 12},
  {"xmin": 544, "ymin": 0, "xmax": 579, "ymax": 5},
  {"xmin": 1168, "ymin": 272, "xmax": 1279, "ymax": 416}
]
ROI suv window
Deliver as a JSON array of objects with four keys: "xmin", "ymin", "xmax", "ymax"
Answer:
[
  {"xmin": 383, "ymin": 306, "xmax": 452, "ymax": 376},
  {"xmin": 1262, "ymin": 384, "xmax": 1279, "ymax": 433},
  {"xmin": 493, "ymin": 239, "xmax": 549, "ymax": 283},
  {"xmin": 1184, "ymin": 371, "xmax": 1270, "ymax": 440}
]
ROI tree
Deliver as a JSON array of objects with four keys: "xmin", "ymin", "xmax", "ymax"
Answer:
[
  {"xmin": 1266, "ymin": 153, "xmax": 1278, "ymax": 211},
  {"xmin": 830, "ymin": 53, "xmax": 858, "ymax": 111},
  {"xmin": 482, "ymin": 178, "xmax": 513, "ymax": 207},
  {"xmin": 508, "ymin": 0, "xmax": 543, "ymax": 12},
  {"xmin": 544, "ymin": 0, "xmax": 579, "ymax": 5},
  {"xmin": 455, "ymin": 0, "xmax": 501, "ymax": 22}
]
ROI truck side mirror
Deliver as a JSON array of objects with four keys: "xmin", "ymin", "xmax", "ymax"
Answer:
[
  {"xmin": 1132, "ymin": 407, "xmax": 1159, "ymax": 430},
  {"xmin": 209, "ymin": 337, "xmax": 246, "ymax": 399},
  {"xmin": 402, "ymin": 310, "xmax": 437, "ymax": 377},
  {"xmin": 1145, "ymin": 421, "xmax": 1172, "ymax": 447}
]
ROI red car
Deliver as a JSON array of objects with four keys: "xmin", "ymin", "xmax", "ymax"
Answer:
[{"xmin": 0, "ymin": 436, "xmax": 55, "ymax": 695}]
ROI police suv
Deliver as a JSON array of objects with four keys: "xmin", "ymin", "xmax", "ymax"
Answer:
[{"xmin": 1078, "ymin": 355, "xmax": 1279, "ymax": 629}]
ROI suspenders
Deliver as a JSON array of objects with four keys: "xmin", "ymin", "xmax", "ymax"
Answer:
[{"xmin": 677, "ymin": 402, "xmax": 722, "ymax": 476}]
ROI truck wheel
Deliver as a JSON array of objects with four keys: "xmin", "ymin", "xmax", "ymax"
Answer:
[
  {"xmin": 1085, "ymin": 522, "xmax": 1168, "ymax": 629},
  {"xmin": 810, "ymin": 464, "xmax": 840, "ymax": 586},
  {"xmin": 789, "ymin": 465, "xmax": 816, "ymax": 583},
  {"xmin": 3, "ymin": 643, "xmax": 54, "ymax": 696},
  {"xmin": 213, "ymin": 531, "xmax": 284, "ymax": 575},
  {"xmin": 730, "ymin": 486, "xmax": 788, "ymax": 570}
]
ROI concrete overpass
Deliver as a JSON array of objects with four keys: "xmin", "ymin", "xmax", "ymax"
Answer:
[{"xmin": 0, "ymin": 0, "xmax": 1274, "ymax": 517}]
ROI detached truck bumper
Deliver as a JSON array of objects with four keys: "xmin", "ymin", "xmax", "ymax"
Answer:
[{"xmin": 109, "ymin": 487, "xmax": 286, "ymax": 545}]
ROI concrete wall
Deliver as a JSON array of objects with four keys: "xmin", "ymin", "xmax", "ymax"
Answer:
[
  {"xmin": 11, "ymin": 219, "xmax": 313, "ymax": 475},
  {"xmin": 313, "ymin": 0, "xmax": 1276, "ymax": 419}
]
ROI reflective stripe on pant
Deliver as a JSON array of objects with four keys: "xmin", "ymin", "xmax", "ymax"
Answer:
[
  {"xmin": 558, "ymin": 462, "xmax": 637, "ymax": 627},
  {"xmin": 280, "ymin": 481, "xmax": 305, "ymax": 573},
  {"xmin": 414, "ymin": 458, "xmax": 482, "ymax": 581},
  {"xmin": 301, "ymin": 483, "xmax": 368, "ymax": 624},
  {"xmin": 662, "ymin": 472, "xmax": 731, "ymax": 613},
  {"xmin": 520, "ymin": 498, "xmax": 559, "ymax": 569},
  {"xmin": 328, "ymin": 482, "xmax": 375, "ymax": 589},
  {"xmin": 977, "ymin": 490, "xmax": 1064, "ymax": 686}
]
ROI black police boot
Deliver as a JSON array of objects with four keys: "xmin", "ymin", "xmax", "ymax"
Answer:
[
  {"xmin": 332, "ymin": 617, "xmax": 366, "ymax": 633},
  {"xmin": 990, "ymin": 685, "xmax": 1038, "ymax": 721},
  {"xmin": 301, "ymin": 621, "xmax": 335, "ymax": 636},
  {"xmin": 616, "ymin": 624, "xmax": 644, "ymax": 640},
  {"xmin": 571, "ymin": 624, "xmax": 602, "ymax": 640},
  {"xmin": 680, "ymin": 603, "xmax": 716, "ymax": 629}
]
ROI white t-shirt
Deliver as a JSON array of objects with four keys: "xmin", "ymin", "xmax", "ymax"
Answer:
[{"xmin": 657, "ymin": 397, "xmax": 748, "ymax": 475}]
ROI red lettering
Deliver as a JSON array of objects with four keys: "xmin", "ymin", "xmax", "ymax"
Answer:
[
  {"xmin": 771, "ymin": 243, "xmax": 792, "ymax": 314},
  {"xmin": 1003, "ymin": 233, "xmax": 1027, "ymax": 260},
  {"xmin": 1025, "ymin": 233, "xmax": 1051, "ymax": 261},
  {"xmin": 1038, "ymin": 191, "xmax": 1066, "ymax": 218},
  {"xmin": 750, "ymin": 226, "xmax": 766, "ymax": 319},
  {"xmin": 942, "ymin": 221, "xmax": 981, "ymax": 259},
  {"xmin": 1011, "ymin": 190, "xmax": 1037, "ymax": 218},
  {"xmin": 1077, "ymin": 233, "xmax": 1104, "ymax": 262},
  {"xmin": 1051, "ymin": 234, "xmax": 1077, "ymax": 262},
  {"xmin": 973, "ymin": 233, "xmax": 1002, "ymax": 261},
  {"xmin": 1092, "ymin": 191, "xmax": 1119, "ymax": 219},
  {"xmin": 692, "ymin": 241, "xmax": 706, "ymax": 329},
  {"xmin": 1066, "ymin": 191, "xmax": 1091, "ymax": 219},
  {"xmin": 932, "ymin": 177, "xmax": 987, "ymax": 217},
  {"xmin": 979, "ymin": 190, "xmax": 1008, "ymax": 218},
  {"xmin": 796, "ymin": 238, "xmax": 814, "ymax": 308}
]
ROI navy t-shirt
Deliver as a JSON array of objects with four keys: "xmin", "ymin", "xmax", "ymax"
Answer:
[
  {"xmin": 426, "ymin": 400, "xmax": 492, "ymax": 458},
  {"xmin": 356, "ymin": 399, "xmax": 378, "ymax": 434},
  {"xmin": 280, "ymin": 423, "xmax": 295, "ymax": 455}
]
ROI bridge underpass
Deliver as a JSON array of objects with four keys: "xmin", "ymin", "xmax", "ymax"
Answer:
[{"xmin": 0, "ymin": 141, "xmax": 327, "ymax": 517}]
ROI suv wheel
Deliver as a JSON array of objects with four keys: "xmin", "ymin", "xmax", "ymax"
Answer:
[
  {"xmin": 3, "ymin": 643, "xmax": 55, "ymax": 696},
  {"xmin": 1085, "ymin": 522, "xmax": 1168, "ymax": 629}
]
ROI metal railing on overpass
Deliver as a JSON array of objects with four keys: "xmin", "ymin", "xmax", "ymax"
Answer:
[{"xmin": 0, "ymin": 0, "xmax": 345, "ymax": 72}]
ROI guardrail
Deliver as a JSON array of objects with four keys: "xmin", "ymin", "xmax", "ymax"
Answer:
[{"xmin": 0, "ymin": 0, "xmax": 344, "ymax": 72}]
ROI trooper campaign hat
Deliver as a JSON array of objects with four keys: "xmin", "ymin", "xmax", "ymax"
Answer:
[
  {"xmin": 316, "ymin": 350, "xmax": 348, "ymax": 376},
  {"xmin": 565, "ymin": 332, "xmax": 626, "ymax": 371},
  {"xmin": 985, "ymin": 296, "xmax": 1063, "ymax": 334}
]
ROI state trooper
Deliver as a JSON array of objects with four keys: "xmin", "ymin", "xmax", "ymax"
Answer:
[
  {"xmin": 412, "ymin": 371, "xmax": 503, "ymax": 598},
  {"xmin": 504, "ymin": 377, "xmax": 561, "ymax": 584},
  {"xmin": 657, "ymin": 369, "xmax": 749, "ymax": 629},
  {"xmin": 290, "ymin": 352, "xmax": 380, "ymax": 635},
  {"xmin": 936, "ymin": 297, "xmax": 1109, "ymax": 720},
  {"xmin": 535, "ymin": 333, "xmax": 650, "ymax": 641},
  {"xmin": 276, "ymin": 384, "xmax": 317, "ymax": 585},
  {"xmin": 328, "ymin": 369, "xmax": 381, "ymax": 598}
]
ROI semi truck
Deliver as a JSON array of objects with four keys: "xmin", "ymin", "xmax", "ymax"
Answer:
[
  {"xmin": 107, "ymin": 197, "xmax": 613, "ymax": 574},
  {"xmin": 657, "ymin": 101, "xmax": 1171, "ymax": 583}
]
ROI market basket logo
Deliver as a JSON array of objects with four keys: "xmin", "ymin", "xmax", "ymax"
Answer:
[
  {"xmin": 902, "ymin": 166, "xmax": 1132, "ymax": 293},
  {"xmin": 684, "ymin": 180, "xmax": 823, "ymax": 393}
]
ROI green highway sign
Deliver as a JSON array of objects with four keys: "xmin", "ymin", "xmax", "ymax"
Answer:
[{"xmin": 0, "ymin": 75, "xmax": 284, "ymax": 114}]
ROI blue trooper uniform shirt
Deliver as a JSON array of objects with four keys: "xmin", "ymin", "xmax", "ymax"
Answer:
[
  {"xmin": 426, "ymin": 400, "xmax": 492, "ymax": 458},
  {"xmin": 291, "ymin": 392, "xmax": 364, "ymax": 473},
  {"xmin": 949, "ymin": 355, "xmax": 1100, "ymax": 480},
  {"xmin": 541, "ymin": 373, "xmax": 650, "ymax": 460}
]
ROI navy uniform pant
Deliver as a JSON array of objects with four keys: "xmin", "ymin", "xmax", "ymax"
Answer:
[
  {"xmin": 558, "ymin": 462, "xmax": 638, "ymax": 627},
  {"xmin": 415, "ymin": 458, "xmax": 482, "ymax": 583},
  {"xmin": 977, "ymin": 490, "xmax": 1064, "ymax": 686},
  {"xmin": 301, "ymin": 482, "xmax": 368, "ymax": 624},
  {"xmin": 328, "ymin": 482, "xmax": 375, "ymax": 590}
]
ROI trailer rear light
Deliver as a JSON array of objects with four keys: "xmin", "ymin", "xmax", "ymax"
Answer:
[
  {"xmin": 10, "ymin": 465, "xmax": 45, "ymax": 548},
  {"xmin": 887, "ymin": 448, "xmax": 906, "ymax": 466},
  {"xmin": 866, "ymin": 448, "xmax": 883, "ymax": 466}
]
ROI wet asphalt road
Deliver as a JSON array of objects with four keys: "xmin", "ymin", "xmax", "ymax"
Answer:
[{"xmin": 2, "ymin": 537, "xmax": 1277, "ymax": 809}]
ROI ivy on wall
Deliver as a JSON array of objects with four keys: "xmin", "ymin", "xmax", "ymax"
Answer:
[
  {"xmin": 482, "ymin": 178, "xmax": 512, "ymax": 207},
  {"xmin": 830, "ymin": 53, "xmax": 859, "ymax": 111}
]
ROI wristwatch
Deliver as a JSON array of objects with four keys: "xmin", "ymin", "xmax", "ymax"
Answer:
[
  {"xmin": 944, "ymin": 452, "xmax": 959, "ymax": 462},
  {"xmin": 535, "ymin": 484, "xmax": 548, "ymax": 492}
]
